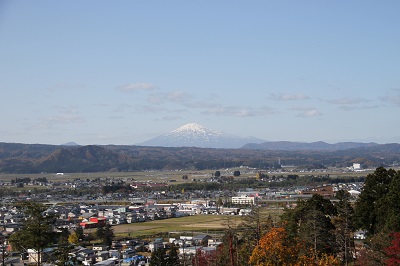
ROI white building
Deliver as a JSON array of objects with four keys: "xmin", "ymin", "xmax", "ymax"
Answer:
[{"xmin": 231, "ymin": 196, "xmax": 255, "ymax": 205}]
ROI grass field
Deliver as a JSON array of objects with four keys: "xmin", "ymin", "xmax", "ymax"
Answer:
[
  {"xmin": 111, "ymin": 214, "xmax": 242, "ymax": 238},
  {"xmin": 109, "ymin": 207, "xmax": 284, "ymax": 239}
]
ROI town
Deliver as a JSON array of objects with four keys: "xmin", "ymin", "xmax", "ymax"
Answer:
[{"xmin": 0, "ymin": 165, "xmax": 373, "ymax": 266}]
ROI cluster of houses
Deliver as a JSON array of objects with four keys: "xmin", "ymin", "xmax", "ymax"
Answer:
[
  {"xmin": 0, "ymin": 170, "xmax": 366, "ymax": 265},
  {"xmin": 1, "ymin": 179, "xmax": 364, "ymax": 232},
  {"xmin": 21, "ymin": 242, "xmax": 148, "ymax": 266},
  {"xmin": 2, "ymin": 225, "xmax": 220, "ymax": 266},
  {"xmin": 0, "ymin": 200, "xmax": 245, "ymax": 236}
]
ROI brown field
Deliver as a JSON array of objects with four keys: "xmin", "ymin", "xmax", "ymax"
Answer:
[
  {"xmin": 112, "ymin": 215, "xmax": 241, "ymax": 237},
  {"xmin": 111, "ymin": 209, "xmax": 283, "ymax": 238}
]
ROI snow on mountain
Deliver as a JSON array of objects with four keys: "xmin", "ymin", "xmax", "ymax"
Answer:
[
  {"xmin": 138, "ymin": 123, "xmax": 265, "ymax": 149},
  {"xmin": 61, "ymin": 141, "xmax": 80, "ymax": 146}
]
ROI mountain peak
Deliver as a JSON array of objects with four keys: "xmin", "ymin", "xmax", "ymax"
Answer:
[
  {"xmin": 61, "ymin": 142, "xmax": 80, "ymax": 146},
  {"xmin": 139, "ymin": 123, "xmax": 265, "ymax": 148},
  {"xmin": 172, "ymin": 123, "xmax": 208, "ymax": 133}
]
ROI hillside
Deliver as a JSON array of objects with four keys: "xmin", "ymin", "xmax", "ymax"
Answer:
[
  {"xmin": 241, "ymin": 141, "xmax": 379, "ymax": 151},
  {"xmin": 0, "ymin": 142, "xmax": 399, "ymax": 173}
]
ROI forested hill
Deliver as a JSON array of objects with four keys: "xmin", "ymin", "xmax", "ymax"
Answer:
[
  {"xmin": 241, "ymin": 141, "xmax": 379, "ymax": 150},
  {"xmin": 0, "ymin": 142, "xmax": 399, "ymax": 173}
]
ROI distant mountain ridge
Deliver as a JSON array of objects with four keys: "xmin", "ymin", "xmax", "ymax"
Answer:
[
  {"xmin": 35, "ymin": 145, "xmax": 132, "ymax": 172},
  {"xmin": 139, "ymin": 123, "xmax": 265, "ymax": 149},
  {"xmin": 0, "ymin": 142, "xmax": 399, "ymax": 173},
  {"xmin": 242, "ymin": 141, "xmax": 379, "ymax": 151},
  {"xmin": 138, "ymin": 123, "xmax": 380, "ymax": 151}
]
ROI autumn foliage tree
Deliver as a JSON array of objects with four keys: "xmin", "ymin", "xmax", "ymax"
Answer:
[
  {"xmin": 192, "ymin": 248, "xmax": 217, "ymax": 266},
  {"xmin": 249, "ymin": 227, "xmax": 340, "ymax": 266},
  {"xmin": 249, "ymin": 227, "xmax": 312, "ymax": 266},
  {"xmin": 385, "ymin": 232, "xmax": 400, "ymax": 266},
  {"xmin": 355, "ymin": 231, "xmax": 390, "ymax": 266},
  {"xmin": 68, "ymin": 231, "xmax": 79, "ymax": 245}
]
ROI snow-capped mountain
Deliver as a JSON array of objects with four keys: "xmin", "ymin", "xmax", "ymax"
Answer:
[
  {"xmin": 138, "ymin": 123, "xmax": 265, "ymax": 149},
  {"xmin": 61, "ymin": 142, "xmax": 80, "ymax": 146}
]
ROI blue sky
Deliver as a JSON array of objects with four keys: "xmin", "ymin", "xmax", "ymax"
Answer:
[{"xmin": 1, "ymin": 1, "xmax": 400, "ymax": 145}]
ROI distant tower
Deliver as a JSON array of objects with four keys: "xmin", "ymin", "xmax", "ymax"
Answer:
[{"xmin": 278, "ymin": 157, "xmax": 281, "ymax": 166}]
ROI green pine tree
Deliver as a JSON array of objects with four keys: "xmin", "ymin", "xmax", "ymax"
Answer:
[
  {"xmin": 9, "ymin": 202, "xmax": 58, "ymax": 266},
  {"xmin": 150, "ymin": 248, "xmax": 167, "ymax": 266},
  {"xmin": 166, "ymin": 244, "xmax": 179, "ymax": 266}
]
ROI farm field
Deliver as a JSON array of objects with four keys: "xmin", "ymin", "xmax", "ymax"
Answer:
[
  {"xmin": 0, "ymin": 167, "xmax": 375, "ymax": 183},
  {"xmin": 111, "ymin": 207, "xmax": 284, "ymax": 239},
  {"xmin": 0, "ymin": 170, "xmax": 215, "ymax": 183},
  {"xmin": 112, "ymin": 215, "xmax": 242, "ymax": 238}
]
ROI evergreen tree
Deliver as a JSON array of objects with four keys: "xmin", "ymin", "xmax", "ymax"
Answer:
[
  {"xmin": 353, "ymin": 167, "xmax": 396, "ymax": 235},
  {"xmin": 166, "ymin": 244, "xmax": 180, "ymax": 266},
  {"xmin": 334, "ymin": 190, "xmax": 355, "ymax": 265},
  {"xmin": 353, "ymin": 168, "xmax": 400, "ymax": 265},
  {"xmin": 96, "ymin": 224, "xmax": 114, "ymax": 246},
  {"xmin": 9, "ymin": 202, "xmax": 57, "ymax": 266},
  {"xmin": 96, "ymin": 226, "xmax": 105, "ymax": 240},
  {"xmin": 375, "ymin": 171, "xmax": 400, "ymax": 233},
  {"xmin": 300, "ymin": 207, "xmax": 336, "ymax": 258},
  {"xmin": 149, "ymin": 248, "xmax": 167, "ymax": 266},
  {"xmin": 74, "ymin": 226, "xmax": 84, "ymax": 241},
  {"xmin": 281, "ymin": 194, "xmax": 337, "ymax": 258},
  {"xmin": 54, "ymin": 234, "xmax": 74, "ymax": 266}
]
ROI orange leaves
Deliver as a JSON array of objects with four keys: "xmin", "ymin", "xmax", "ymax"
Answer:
[
  {"xmin": 249, "ymin": 227, "xmax": 340, "ymax": 266},
  {"xmin": 249, "ymin": 227, "xmax": 301, "ymax": 266},
  {"xmin": 315, "ymin": 253, "xmax": 340, "ymax": 266}
]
